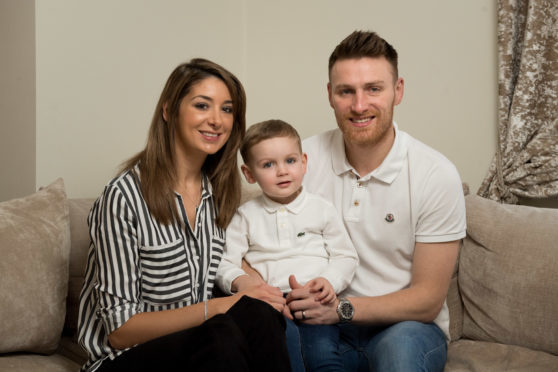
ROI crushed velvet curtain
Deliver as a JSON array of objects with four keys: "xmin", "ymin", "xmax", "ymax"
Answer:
[{"xmin": 478, "ymin": 0, "xmax": 558, "ymax": 203}]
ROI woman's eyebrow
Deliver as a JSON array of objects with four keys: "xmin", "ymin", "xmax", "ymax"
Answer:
[{"xmin": 192, "ymin": 95, "xmax": 232, "ymax": 105}]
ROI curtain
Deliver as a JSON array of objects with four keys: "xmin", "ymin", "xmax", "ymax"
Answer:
[{"xmin": 478, "ymin": 0, "xmax": 558, "ymax": 203}]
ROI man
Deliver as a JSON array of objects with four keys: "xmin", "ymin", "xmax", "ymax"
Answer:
[{"xmin": 286, "ymin": 30, "xmax": 466, "ymax": 371}]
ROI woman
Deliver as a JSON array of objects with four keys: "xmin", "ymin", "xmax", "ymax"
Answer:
[{"xmin": 78, "ymin": 59, "xmax": 290, "ymax": 372}]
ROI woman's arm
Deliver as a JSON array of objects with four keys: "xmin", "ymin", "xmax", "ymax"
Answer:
[
  {"xmin": 108, "ymin": 296, "xmax": 234, "ymax": 349},
  {"xmin": 108, "ymin": 284, "xmax": 287, "ymax": 349}
]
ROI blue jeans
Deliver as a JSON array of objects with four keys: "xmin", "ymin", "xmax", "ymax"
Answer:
[
  {"xmin": 338, "ymin": 321, "xmax": 448, "ymax": 372},
  {"xmin": 285, "ymin": 317, "xmax": 343, "ymax": 371},
  {"xmin": 285, "ymin": 317, "xmax": 305, "ymax": 372}
]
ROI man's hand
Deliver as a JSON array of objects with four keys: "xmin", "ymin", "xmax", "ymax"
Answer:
[{"xmin": 286, "ymin": 275, "xmax": 339, "ymax": 324}]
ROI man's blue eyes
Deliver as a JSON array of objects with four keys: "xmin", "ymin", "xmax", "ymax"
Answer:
[{"xmin": 339, "ymin": 87, "xmax": 380, "ymax": 95}]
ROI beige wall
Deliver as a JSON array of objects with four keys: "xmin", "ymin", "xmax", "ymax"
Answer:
[
  {"xmin": 33, "ymin": 0, "xmax": 497, "ymax": 198},
  {"xmin": 0, "ymin": 0, "xmax": 36, "ymax": 201}
]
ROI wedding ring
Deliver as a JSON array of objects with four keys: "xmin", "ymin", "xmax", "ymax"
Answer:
[{"xmin": 302, "ymin": 310, "xmax": 306, "ymax": 320}]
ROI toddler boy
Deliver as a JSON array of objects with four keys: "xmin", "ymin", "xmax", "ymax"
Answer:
[{"xmin": 216, "ymin": 119, "xmax": 358, "ymax": 371}]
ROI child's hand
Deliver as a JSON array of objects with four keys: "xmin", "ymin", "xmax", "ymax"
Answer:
[
  {"xmin": 307, "ymin": 277, "xmax": 336, "ymax": 304},
  {"xmin": 232, "ymin": 274, "xmax": 263, "ymax": 292}
]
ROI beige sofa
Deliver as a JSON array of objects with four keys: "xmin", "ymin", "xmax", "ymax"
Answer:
[{"xmin": 0, "ymin": 179, "xmax": 557, "ymax": 371}]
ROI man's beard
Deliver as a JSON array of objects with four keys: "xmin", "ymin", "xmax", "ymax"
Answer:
[{"xmin": 338, "ymin": 107, "xmax": 394, "ymax": 147}]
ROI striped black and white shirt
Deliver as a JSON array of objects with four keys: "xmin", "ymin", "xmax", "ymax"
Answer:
[{"xmin": 77, "ymin": 166, "xmax": 225, "ymax": 372}]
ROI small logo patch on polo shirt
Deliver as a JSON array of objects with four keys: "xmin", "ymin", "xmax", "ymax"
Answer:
[
  {"xmin": 385, "ymin": 213, "xmax": 395, "ymax": 223},
  {"xmin": 297, "ymin": 232, "xmax": 306, "ymax": 237}
]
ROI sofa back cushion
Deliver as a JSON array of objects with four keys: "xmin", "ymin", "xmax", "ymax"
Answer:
[
  {"xmin": 459, "ymin": 195, "xmax": 558, "ymax": 355},
  {"xmin": 0, "ymin": 179, "xmax": 71, "ymax": 354},
  {"xmin": 447, "ymin": 270, "xmax": 463, "ymax": 341},
  {"xmin": 64, "ymin": 198, "xmax": 95, "ymax": 337}
]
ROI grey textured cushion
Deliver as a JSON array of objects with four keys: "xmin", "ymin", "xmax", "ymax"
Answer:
[
  {"xmin": 446, "ymin": 339, "xmax": 558, "ymax": 371},
  {"xmin": 0, "ymin": 353, "xmax": 80, "ymax": 372},
  {"xmin": 64, "ymin": 198, "xmax": 94, "ymax": 337},
  {"xmin": 0, "ymin": 179, "xmax": 70, "ymax": 354},
  {"xmin": 459, "ymin": 195, "xmax": 558, "ymax": 355}
]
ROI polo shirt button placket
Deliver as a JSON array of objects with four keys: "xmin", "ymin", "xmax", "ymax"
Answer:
[
  {"xmin": 277, "ymin": 208, "xmax": 290, "ymax": 246},
  {"xmin": 347, "ymin": 179, "xmax": 365, "ymax": 221}
]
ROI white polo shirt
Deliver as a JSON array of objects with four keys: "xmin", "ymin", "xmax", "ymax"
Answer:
[
  {"xmin": 302, "ymin": 124, "xmax": 466, "ymax": 338},
  {"xmin": 217, "ymin": 188, "xmax": 359, "ymax": 294}
]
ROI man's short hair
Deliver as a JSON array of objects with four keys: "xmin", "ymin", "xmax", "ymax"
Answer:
[
  {"xmin": 328, "ymin": 30, "xmax": 399, "ymax": 80},
  {"xmin": 240, "ymin": 119, "xmax": 302, "ymax": 164}
]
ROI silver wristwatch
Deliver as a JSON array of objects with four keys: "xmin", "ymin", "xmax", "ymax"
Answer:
[{"xmin": 336, "ymin": 297, "xmax": 354, "ymax": 322}]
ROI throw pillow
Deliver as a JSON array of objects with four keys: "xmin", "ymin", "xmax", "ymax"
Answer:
[
  {"xmin": 0, "ymin": 178, "xmax": 71, "ymax": 354},
  {"xmin": 460, "ymin": 195, "xmax": 558, "ymax": 355}
]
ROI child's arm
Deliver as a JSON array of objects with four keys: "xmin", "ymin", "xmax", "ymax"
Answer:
[
  {"xmin": 318, "ymin": 200, "xmax": 359, "ymax": 294},
  {"xmin": 231, "ymin": 273, "xmax": 263, "ymax": 292},
  {"xmin": 216, "ymin": 211, "xmax": 252, "ymax": 294},
  {"xmin": 241, "ymin": 259, "xmax": 266, "ymax": 284}
]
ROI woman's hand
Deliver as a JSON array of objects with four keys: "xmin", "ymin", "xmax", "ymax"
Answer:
[
  {"xmin": 238, "ymin": 282, "xmax": 287, "ymax": 314},
  {"xmin": 286, "ymin": 275, "xmax": 339, "ymax": 325}
]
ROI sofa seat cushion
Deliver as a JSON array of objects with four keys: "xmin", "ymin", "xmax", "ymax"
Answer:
[
  {"xmin": 57, "ymin": 335, "xmax": 87, "ymax": 366},
  {"xmin": 445, "ymin": 339, "xmax": 558, "ymax": 371},
  {"xmin": 0, "ymin": 353, "xmax": 81, "ymax": 372},
  {"xmin": 459, "ymin": 195, "xmax": 558, "ymax": 355},
  {"xmin": 0, "ymin": 179, "xmax": 71, "ymax": 354}
]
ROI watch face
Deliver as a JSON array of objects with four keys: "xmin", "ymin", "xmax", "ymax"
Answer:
[
  {"xmin": 341, "ymin": 302, "xmax": 352, "ymax": 317},
  {"xmin": 338, "ymin": 299, "xmax": 354, "ymax": 321}
]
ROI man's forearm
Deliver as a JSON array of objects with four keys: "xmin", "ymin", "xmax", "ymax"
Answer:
[
  {"xmin": 348, "ymin": 287, "xmax": 445, "ymax": 326},
  {"xmin": 349, "ymin": 241, "xmax": 458, "ymax": 325}
]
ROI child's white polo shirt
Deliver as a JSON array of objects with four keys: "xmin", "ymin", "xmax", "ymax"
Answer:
[{"xmin": 217, "ymin": 189, "xmax": 359, "ymax": 294}]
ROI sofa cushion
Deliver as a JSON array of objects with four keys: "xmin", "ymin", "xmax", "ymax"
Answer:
[
  {"xmin": 459, "ymin": 195, "xmax": 558, "ymax": 355},
  {"xmin": 64, "ymin": 198, "xmax": 95, "ymax": 337},
  {"xmin": 0, "ymin": 179, "xmax": 71, "ymax": 354},
  {"xmin": 445, "ymin": 339, "xmax": 558, "ymax": 371},
  {"xmin": 0, "ymin": 353, "xmax": 81, "ymax": 372},
  {"xmin": 446, "ymin": 274, "xmax": 463, "ymax": 342}
]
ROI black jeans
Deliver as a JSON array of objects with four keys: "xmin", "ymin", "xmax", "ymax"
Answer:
[{"xmin": 98, "ymin": 296, "xmax": 291, "ymax": 372}]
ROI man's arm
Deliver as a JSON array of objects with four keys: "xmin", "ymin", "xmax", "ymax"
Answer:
[
  {"xmin": 287, "ymin": 240, "xmax": 459, "ymax": 325},
  {"xmin": 350, "ymin": 240, "xmax": 458, "ymax": 324}
]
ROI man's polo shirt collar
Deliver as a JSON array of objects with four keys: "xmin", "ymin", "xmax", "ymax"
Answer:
[
  {"xmin": 330, "ymin": 122, "xmax": 407, "ymax": 184},
  {"xmin": 261, "ymin": 187, "xmax": 307, "ymax": 214}
]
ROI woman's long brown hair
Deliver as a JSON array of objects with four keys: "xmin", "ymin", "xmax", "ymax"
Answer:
[{"xmin": 121, "ymin": 58, "xmax": 246, "ymax": 228}]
